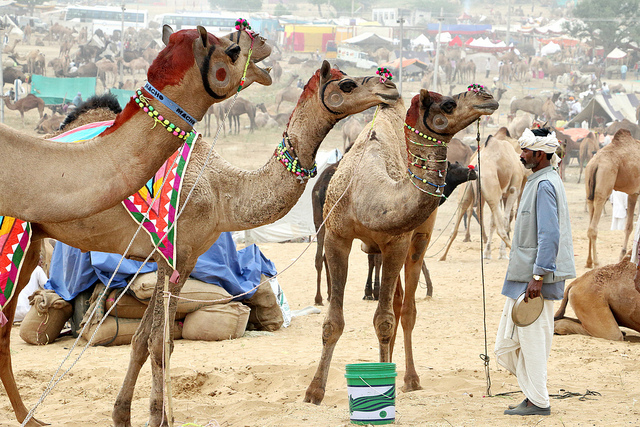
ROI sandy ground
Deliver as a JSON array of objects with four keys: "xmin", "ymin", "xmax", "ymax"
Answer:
[{"xmin": 2, "ymin": 34, "xmax": 640, "ymax": 427}]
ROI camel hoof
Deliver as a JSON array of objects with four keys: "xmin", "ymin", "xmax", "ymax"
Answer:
[
  {"xmin": 401, "ymin": 380, "xmax": 423, "ymax": 393},
  {"xmin": 463, "ymin": 237, "xmax": 471, "ymax": 242},
  {"xmin": 438, "ymin": 256, "xmax": 447, "ymax": 262},
  {"xmin": 304, "ymin": 385, "xmax": 325, "ymax": 405},
  {"xmin": 363, "ymin": 295, "xmax": 374, "ymax": 301},
  {"xmin": 314, "ymin": 300, "xmax": 324, "ymax": 306}
]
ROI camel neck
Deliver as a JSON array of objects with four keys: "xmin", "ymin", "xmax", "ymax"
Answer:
[
  {"xmin": 404, "ymin": 125, "xmax": 449, "ymax": 198},
  {"xmin": 143, "ymin": 82, "xmax": 197, "ymax": 127}
]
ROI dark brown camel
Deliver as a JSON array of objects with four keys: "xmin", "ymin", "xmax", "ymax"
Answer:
[
  {"xmin": 304, "ymin": 88, "xmax": 498, "ymax": 405},
  {"xmin": 578, "ymin": 131, "xmax": 599, "ymax": 183},
  {"xmin": 1, "ymin": 94, "xmax": 45, "ymax": 125},
  {"xmin": 227, "ymin": 96, "xmax": 257, "ymax": 134}
]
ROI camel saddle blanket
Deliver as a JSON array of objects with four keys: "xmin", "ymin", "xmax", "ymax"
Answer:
[
  {"xmin": 0, "ymin": 217, "xmax": 31, "ymax": 325},
  {"xmin": 52, "ymin": 119, "xmax": 198, "ymax": 269}
]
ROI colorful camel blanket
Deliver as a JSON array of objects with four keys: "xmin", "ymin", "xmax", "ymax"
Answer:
[{"xmin": 0, "ymin": 217, "xmax": 31, "ymax": 325}]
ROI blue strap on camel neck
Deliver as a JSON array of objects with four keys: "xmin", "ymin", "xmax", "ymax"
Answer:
[{"xmin": 143, "ymin": 81, "xmax": 197, "ymax": 127}]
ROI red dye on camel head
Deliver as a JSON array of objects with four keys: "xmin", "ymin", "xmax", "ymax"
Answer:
[
  {"xmin": 147, "ymin": 29, "xmax": 221, "ymax": 91},
  {"xmin": 406, "ymin": 90, "xmax": 442, "ymax": 128},
  {"xmin": 297, "ymin": 68, "xmax": 345, "ymax": 104}
]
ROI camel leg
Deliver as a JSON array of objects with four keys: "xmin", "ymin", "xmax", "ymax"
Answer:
[
  {"xmin": 314, "ymin": 226, "xmax": 326, "ymax": 306},
  {"xmin": 373, "ymin": 254, "xmax": 382, "ymax": 300},
  {"xmin": 0, "ymin": 241, "xmax": 47, "ymax": 427},
  {"xmin": 499, "ymin": 189, "xmax": 518, "ymax": 259},
  {"xmin": 375, "ymin": 240, "xmax": 410, "ymax": 364},
  {"xmin": 422, "ymin": 261, "xmax": 433, "ymax": 298},
  {"xmin": 304, "ymin": 233, "xmax": 352, "ymax": 405},
  {"xmin": 363, "ymin": 254, "xmax": 376, "ymax": 301},
  {"xmin": 439, "ymin": 187, "xmax": 473, "ymax": 261},
  {"xmin": 620, "ymin": 194, "xmax": 638, "ymax": 261},
  {"xmin": 586, "ymin": 196, "xmax": 607, "ymax": 268},
  {"xmin": 113, "ymin": 288, "xmax": 156, "ymax": 427},
  {"xmin": 390, "ymin": 276, "xmax": 403, "ymax": 360},
  {"xmin": 568, "ymin": 286, "xmax": 625, "ymax": 340}
]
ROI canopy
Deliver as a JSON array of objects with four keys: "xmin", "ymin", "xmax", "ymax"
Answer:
[
  {"xmin": 341, "ymin": 32, "xmax": 393, "ymax": 48},
  {"xmin": 30, "ymin": 75, "xmax": 96, "ymax": 105},
  {"xmin": 449, "ymin": 35, "xmax": 463, "ymax": 47},
  {"xmin": 565, "ymin": 93, "xmax": 640, "ymax": 128},
  {"xmin": 45, "ymin": 232, "xmax": 277, "ymax": 301},
  {"xmin": 606, "ymin": 47, "xmax": 627, "ymax": 59},
  {"xmin": 540, "ymin": 41, "xmax": 561, "ymax": 56},
  {"xmin": 411, "ymin": 34, "xmax": 433, "ymax": 50},
  {"xmin": 381, "ymin": 58, "xmax": 430, "ymax": 74}
]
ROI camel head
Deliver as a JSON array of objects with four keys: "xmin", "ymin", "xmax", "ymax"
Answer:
[
  {"xmin": 406, "ymin": 88, "xmax": 498, "ymax": 140},
  {"xmin": 293, "ymin": 60, "xmax": 399, "ymax": 124},
  {"xmin": 146, "ymin": 25, "xmax": 271, "ymax": 103}
]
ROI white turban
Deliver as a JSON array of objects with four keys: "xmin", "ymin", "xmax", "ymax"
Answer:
[{"xmin": 518, "ymin": 128, "xmax": 561, "ymax": 168}]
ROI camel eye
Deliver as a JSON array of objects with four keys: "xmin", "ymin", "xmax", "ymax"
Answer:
[
  {"xmin": 338, "ymin": 80, "xmax": 358, "ymax": 93},
  {"xmin": 441, "ymin": 100, "xmax": 456, "ymax": 114}
]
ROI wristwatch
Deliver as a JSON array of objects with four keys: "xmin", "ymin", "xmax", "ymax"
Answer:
[{"xmin": 533, "ymin": 274, "xmax": 543, "ymax": 281}]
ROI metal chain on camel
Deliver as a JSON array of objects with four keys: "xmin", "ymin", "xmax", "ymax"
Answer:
[{"xmin": 476, "ymin": 118, "xmax": 492, "ymax": 397}]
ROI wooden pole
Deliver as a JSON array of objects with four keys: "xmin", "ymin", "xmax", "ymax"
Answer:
[{"xmin": 163, "ymin": 274, "xmax": 174, "ymax": 425}]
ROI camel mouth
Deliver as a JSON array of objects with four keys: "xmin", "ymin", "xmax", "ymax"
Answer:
[
  {"xmin": 248, "ymin": 62, "xmax": 273, "ymax": 86},
  {"xmin": 377, "ymin": 92, "xmax": 400, "ymax": 103},
  {"xmin": 475, "ymin": 101, "xmax": 500, "ymax": 113}
]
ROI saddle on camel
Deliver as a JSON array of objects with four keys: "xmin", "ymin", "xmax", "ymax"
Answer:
[
  {"xmin": 2, "ymin": 59, "xmax": 399, "ymax": 427},
  {"xmin": 0, "ymin": 23, "xmax": 274, "ymax": 427}
]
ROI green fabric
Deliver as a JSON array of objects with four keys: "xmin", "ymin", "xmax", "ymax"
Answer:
[
  {"xmin": 108, "ymin": 89, "xmax": 135, "ymax": 109},
  {"xmin": 30, "ymin": 75, "xmax": 96, "ymax": 105}
]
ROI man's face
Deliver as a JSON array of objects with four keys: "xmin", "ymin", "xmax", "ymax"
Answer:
[{"xmin": 520, "ymin": 148, "xmax": 542, "ymax": 170}]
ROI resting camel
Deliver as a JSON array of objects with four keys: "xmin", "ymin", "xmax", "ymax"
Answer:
[
  {"xmin": 439, "ymin": 128, "xmax": 525, "ymax": 261},
  {"xmin": 304, "ymin": 87, "xmax": 498, "ymax": 404},
  {"xmin": 577, "ymin": 131, "xmax": 599, "ymax": 184},
  {"xmin": 1, "ymin": 94, "xmax": 45, "ymax": 125},
  {"xmin": 554, "ymin": 255, "xmax": 640, "ymax": 341},
  {"xmin": 2, "ymin": 61, "xmax": 398, "ymax": 427},
  {"xmin": 585, "ymin": 129, "xmax": 640, "ymax": 268},
  {"xmin": 0, "ymin": 25, "xmax": 275, "ymax": 427},
  {"xmin": 0, "ymin": 26, "xmax": 271, "ymax": 225}
]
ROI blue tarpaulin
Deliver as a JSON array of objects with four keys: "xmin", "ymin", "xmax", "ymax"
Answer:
[{"xmin": 45, "ymin": 232, "xmax": 277, "ymax": 301}]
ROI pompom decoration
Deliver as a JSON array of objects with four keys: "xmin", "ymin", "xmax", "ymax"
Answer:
[
  {"xmin": 468, "ymin": 165, "xmax": 475, "ymax": 170},
  {"xmin": 467, "ymin": 83, "xmax": 485, "ymax": 93},
  {"xmin": 376, "ymin": 67, "xmax": 393, "ymax": 83},
  {"xmin": 235, "ymin": 18, "xmax": 251, "ymax": 31}
]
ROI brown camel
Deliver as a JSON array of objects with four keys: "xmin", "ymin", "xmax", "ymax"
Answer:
[
  {"xmin": 606, "ymin": 118, "xmax": 640, "ymax": 140},
  {"xmin": 554, "ymin": 256, "xmax": 640, "ymax": 341},
  {"xmin": 510, "ymin": 96, "xmax": 544, "ymax": 119},
  {"xmin": 341, "ymin": 115, "xmax": 363, "ymax": 152},
  {"xmin": 0, "ymin": 26, "xmax": 271, "ymax": 225},
  {"xmin": 303, "ymin": 88, "xmax": 498, "ymax": 404},
  {"xmin": 439, "ymin": 128, "xmax": 525, "ymax": 261},
  {"xmin": 1, "ymin": 94, "xmax": 45, "ymax": 124},
  {"xmin": 34, "ymin": 113, "xmax": 63, "ymax": 134},
  {"xmin": 577, "ymin": 131, "xmax": 599, "ymax": 184},
  {"xmin": 1, "ymin": 61, "xmax": 398, "ymax": 427},
  {"xmin": 585, "ymin": 129, "xmax": 640, "ymax": 268},
  {"xmin": 275, "ymin": 77, "xmax": 302, "ymax": 113},
  {"xmin": 227, "ymin": 96, "xmax": 257, "ymax": 134}
]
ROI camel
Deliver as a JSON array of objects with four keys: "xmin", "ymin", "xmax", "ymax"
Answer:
[
  {"xmin": 577, "ymin": 131, "xmax": 599, "ymax": 183},
  {"xmin": 2, "ymin": 39, "xmax": 19, "ymax": 54},
  {"xmin": 510, "ymin": 96, "xmax": 545, "ymax": 119},
  {"xmin": 303, "ymin": 87, "xmax": 498, "ymax": 405},
  {"xmin": 0, "ymin": 26, "xmax": 271, "ymax": 225},
  {"xmin": 606, "ymin": 119, "xmax": 640, "ymax": 140},
  {"xmin": 2, "ymin": 66, "xmax": 26, "ymax": 86},
  {"xmin": 1, "ymin": 94, "xmax": 45, "ymax": 125},
  {"xmin": 0, "ymin": 60, "xmax": 398, "ymax": 427},
  {"xmin": 507, "ymin": 113, "xmax": 533, "ymax": 139},
  {"xmin": 341, "ymin": 115, "xmax": 363, "ymax": 152},
  {"xmin": 34, "ymin": 113, "xmax": 63, "ymax": 134},
  {"xmin": 227, "ymin": 96, "xmax": 257, "ymax": 134},
  {"xmin": 447, "ymin": 137, "xmax": 473, "ymax": 165},
  {"xmin": 584, "ymin": 129, "xmax": 640, "ymax": 268},
  {"xmin": 554, "ymin": 256, "xmax": 640, "ymax": 341},
  {"xmin": 312, "ymin": 160, "xmax": 477, "ymax": 305},
  {"xmin": 439, "ymin": 128, "xmax": 525, "ymax": 261},
  {"xmin": 275, "ymin": 75, "xmax": 302, "ymax": 113},
  {"xmin": 636, "ymin": 104, "xmax": 640, "ymax": 125}
]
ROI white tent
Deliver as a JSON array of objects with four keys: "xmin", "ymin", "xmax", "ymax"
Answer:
[
  {"xmin": 236, "ymin": 149, "xmax": 342, "ymax": 244},
  {"xmin": 436, "ymin": 32, "xmax": 452, "ymax": 44},
  {"xmin": 540, "ymin": 41, "xmax": 561, "ymax": 56},
  {"xmin": 411, "ymin": 34, "xmax": 433, "ymax": 50},
  {"xmin": 606, "ymin": 47, "xmax": 627, "ymax": 59}
]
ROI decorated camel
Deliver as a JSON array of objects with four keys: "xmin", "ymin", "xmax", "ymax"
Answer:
[
  {"xmin": 584, "ymin": 129, "xmax": 640, "ymax": 268},
  {"xmin": 2, "ymin": 61, "xmax": 399, "ymax": 427},
  {"xmin": 1, "ymin": 94, "xmax": 45, "ymax": 125},
  {"xmin": 439, "ymin": 128, "xmax": 525, "ymax": 261},
  {"xmin": 312, "ymin": 160, "xmax": 477, "ymax": 305},
  {"xmin": 577, "ymin": 131, "xmax": 599, "ymax": 183},
  {"xmin": 1, "ymin": 24, "xmax": 275, "ymax": 426},
  {"xmin": 303, "ymin": 87, "xmax": 498, "ymax": 405},
  {"xmin": 554, "ymin": 255, "xmax": 640, "ymax": 341},
  {"xmin": 0, "ymin": 25, "xmax": 272, "ymax": 224}
]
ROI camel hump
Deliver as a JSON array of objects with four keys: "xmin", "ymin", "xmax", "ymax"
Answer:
[{"xmin": 611, "ymin": 128, "xmax": 633, "ymax": 142}]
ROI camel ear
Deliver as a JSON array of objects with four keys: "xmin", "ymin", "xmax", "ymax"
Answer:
[
  {"xmin": 162, "ymin": 25, "xmax": 173, "ymax": 46},
  {"xmin": 197, "ymin": 26, "xmax": 209, "ymax": 48},
  {"xmin": 320, "ymin": 60, "xmax": 332, "ymax": 85},
  {"xmin": 419, "ymin": 89, "xmax": 431, "ymax": 108}
]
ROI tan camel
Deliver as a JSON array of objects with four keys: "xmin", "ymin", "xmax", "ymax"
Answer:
[
  {"xmin": 447, "ymin": 137, "xmax": 473, "ymax": 165},
  {"xmin": 34, "ymin": 113, "xmax": 63, "ymax": 134},
  {"xmin": 275, "ymin": 75, "xmax": 302, "ymax": 112},
  {"xmin": 1, "ymin": 61, "xmax": 398, "ymax": 427},
  {"xmin": 606, "ymin": 118, "xmax": 640, "ymax": 140},
  {"xmin": 585, "ymin": 129, "xmax": 640, "ymax": 268},
  {"xmin": 341, "ymin": 115, "xmax": 363, "ymax": 152},
  {"xmin": 303, "ymin": 88, "xmax": 498, "ymax": 404},
  {"xmin": 507, "ymin": 112, "xmax": 533, "ymax": 139},
  {"xmin": 577, "ymin": 131, "xmax": 599, "ymax": 183},
  {"xmin": 1, "ymin": 94, "xmax": 45, "ymax": 125},
  {"xmin": 2, "ymin": 39, "xmax": 19, "ymax": 54},
  {"xmin": 439, "ymin": 127, "xmax": 525, "ymax": 261},
  {"xmin": 554, "ymin": 256, "xmax": 640, "ymax": 341},
  {"xmin": 0, "ymin": 26, "xmax": 272, "ymax": 225}
]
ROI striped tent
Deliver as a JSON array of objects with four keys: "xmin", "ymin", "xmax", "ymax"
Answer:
[{"xmin": 566, "ymin": 93, "xmax": 640, "ymax": 128}]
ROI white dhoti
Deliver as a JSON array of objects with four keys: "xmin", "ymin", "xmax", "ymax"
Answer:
[{"xmin": 494, "ymin": 297, "xmax": 555, "ymax": 409}]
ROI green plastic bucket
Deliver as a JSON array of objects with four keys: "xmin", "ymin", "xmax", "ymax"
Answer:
[{"xmin": 345, "ymin": 363, "xmax": 397, "ymax": 425}]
